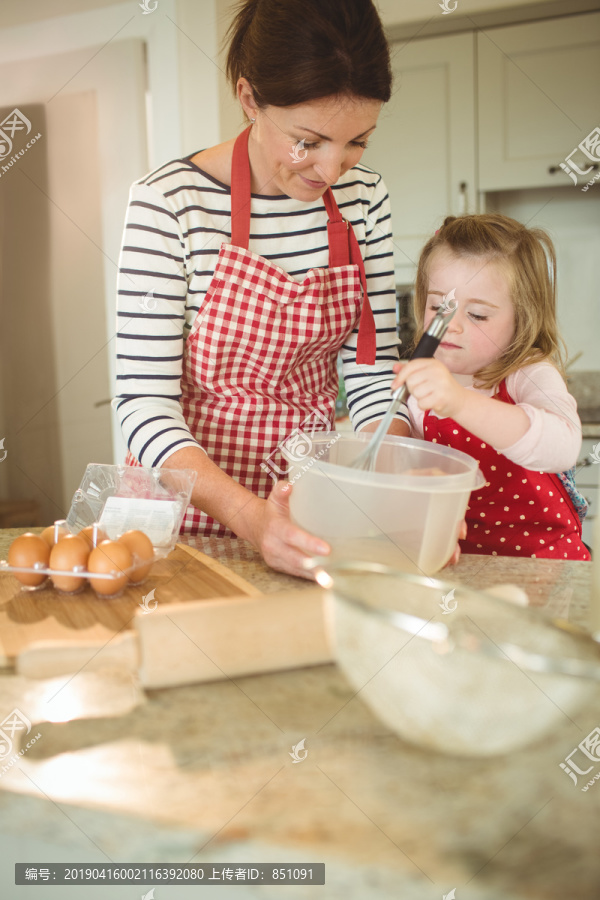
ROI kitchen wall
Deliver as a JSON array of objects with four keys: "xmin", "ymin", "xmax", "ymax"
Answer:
[
  {"xmin": 0, "ymin": 0, "xmax": 124, "ymax": 28},
  {"xmin": 0, "ymin": 1, "xmax": 220, "ymax": 518},
  {"xmin": 0, "ymin": 102, "xmax": 64, "ymax": 524},
  {"xmin": 43, "ymin": 91, "xmax": 112, "ymax": 512},
  {"xmin": 0, "ymin": 0, "xmax": 223, "ymax": 161},
  {"xmin": 0, "ymin": 89, "xmax": 111, "ymax": 524},
  {"xmin": 486, "ymin": 188, "xmax": 600, "ymax": 372},
  {"xmin": 176, "ymin": 0, "xmax": 221, "ymax": 158},
  {"xmin": 215, "ymin": 0, "xmax": 246, "ymax": 142},
  {"xmin": 378, "ymin": 0, "xmax": 549, "ymax": 24}
]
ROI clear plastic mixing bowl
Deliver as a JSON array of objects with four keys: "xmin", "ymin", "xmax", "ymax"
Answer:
[{"xmin": 285, "ymin": 432, "xmax": 485, "ymax": 574}]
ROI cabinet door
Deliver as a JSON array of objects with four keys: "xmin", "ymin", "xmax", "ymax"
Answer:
[
  {"xmin": 478, "ymin": 12, "xmax": 600, "ymax": 191},
  {"xmin": 363, "ymin": 32, "xmax": 476, "ymax": 285}
]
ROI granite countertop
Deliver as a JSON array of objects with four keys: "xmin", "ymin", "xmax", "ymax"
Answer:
[
  {"xmin": 0, "ymin": 532, "xmax": 599, "ymax": 899},
  {"xmin": 582, "ymin": 424, "xmax": 600, "ymax": 440}
]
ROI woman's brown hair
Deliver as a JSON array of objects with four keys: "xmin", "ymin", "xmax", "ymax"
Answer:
[
  {"xmin": 225, "ymin": 0, "xmax": 392, "ymax": 108},
  {"xmin": 413, "ymin": 214, "xmax": 568, "ymax": 390}
]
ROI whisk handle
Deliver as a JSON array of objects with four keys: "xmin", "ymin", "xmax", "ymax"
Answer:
[
  {"xmin": 411, "ymin": 332, "xmax": 443, "ymax": 359},
  {"xmin": 411, "ymin": 305, "xmax": 456, "ymax": 360}
]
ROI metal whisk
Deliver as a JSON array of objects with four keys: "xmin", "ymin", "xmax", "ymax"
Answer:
[{"xmin": 350, "ymin": 304, "xmax": 457, "ymax": 472}]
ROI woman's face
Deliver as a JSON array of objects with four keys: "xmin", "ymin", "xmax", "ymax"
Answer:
[{"xmin": 244, "ymin": 90, "xmax": 382, "ymax": 200}]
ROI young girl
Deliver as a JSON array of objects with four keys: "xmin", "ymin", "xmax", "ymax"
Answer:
[{"xmin": 392, "ymin": 214, "xmax": 590, "ymax": 561}]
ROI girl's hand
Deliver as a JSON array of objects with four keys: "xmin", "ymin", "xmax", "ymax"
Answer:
[
  {"xmin": 445, "ymin": 519, "xmax": 468, "ymax": 566},
  {"xmin": 245, "ymin": 481, "xmax": 330, "ymax": 579},
  {"xmin": 392, "ymin": 358, "xmax": 466, "ymax": 419}
]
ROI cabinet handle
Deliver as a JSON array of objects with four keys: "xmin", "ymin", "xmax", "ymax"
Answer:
[
  {"xmin": 549, "ymin": 163, "xmax": 599, "ymax": 174},
  {"xmin": 458, "ymin": 181, "xmax": 467, "ymax": 214}
]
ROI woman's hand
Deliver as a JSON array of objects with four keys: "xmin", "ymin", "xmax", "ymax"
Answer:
[
  {"xmin": 244, "ymin": 481, "xmax": 330, "ymax": 579},
  {"xmin": 161, "ymin": 446, "xmax": 329, "ymax": 579},
  {"xmin": 392, "ymin": 358, "xmax": 466, "ymax": 420}
]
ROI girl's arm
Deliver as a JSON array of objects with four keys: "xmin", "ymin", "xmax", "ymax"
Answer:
[
  {"xmin": 392, "ymin": 359, "xmax": 582, "ymax": 472},
  {"xmin": 392, "ymin": 358, "xmax": 530, "ymax": 447}
]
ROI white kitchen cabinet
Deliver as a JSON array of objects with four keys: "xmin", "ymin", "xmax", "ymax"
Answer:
[
  {"xmin": 478, "ymin": 12, "xmax": 600, "ymax": 191},
  {"xmin": 363, "ymin": 32, "xmax": 477, "ymax": 284}
]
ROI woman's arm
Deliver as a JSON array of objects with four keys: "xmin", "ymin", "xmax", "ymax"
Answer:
[
  {"xmin": 115, "ymin": 180, "xmax": 202, "ymax": 465},
  {"xmin": 339, "ymin": 171, "xmax": 409, "ymax": 436},
  {"xmin": 361, "ymin": 417, "xmax": 410, "ymax": 436},
  {"xmin": 162, "ymin": 446, "xmax": 330, "ymax": 577}
]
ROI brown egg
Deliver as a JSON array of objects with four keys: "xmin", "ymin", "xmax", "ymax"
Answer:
[
  {"xmin": 40, "ymin": 524, "xmax": 68, "ymax": 548},
  {"xmin": 8, "ymin": 533, "xmax": 50, "ymax": 587},
  {"xmin": 88, "ymin": 540, "xmax": 133, "ymax": 596},
  {"xmin": 78, "ymin": 525, "xmax": 107, "ymax": 550},
  {"xmin": 117, "ymin": 530, "xmax": 154, "ymax": 583},
  {"xmin": 49, "ymin": 535, "xmax": 89, "ymax": 593}
]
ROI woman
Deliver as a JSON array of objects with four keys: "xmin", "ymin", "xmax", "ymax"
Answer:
[{"xmin": 115, "ymin": 0, "xmax": 409, "ymax": 577}]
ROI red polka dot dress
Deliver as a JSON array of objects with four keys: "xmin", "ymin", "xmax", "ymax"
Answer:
[{"xmin": 423, "ymin": 380, "xmax": 590, "ymax": 561}]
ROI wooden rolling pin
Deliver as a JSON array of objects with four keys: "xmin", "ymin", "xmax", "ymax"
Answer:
[{"xmin": 16, "ymin": 588, "xmax": 333, "ymax": 688}]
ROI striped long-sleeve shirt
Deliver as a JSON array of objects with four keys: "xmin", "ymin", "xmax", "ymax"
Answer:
[{"xmin": 115, "ymin": 155, "xmax": 407, "ymax": 467}]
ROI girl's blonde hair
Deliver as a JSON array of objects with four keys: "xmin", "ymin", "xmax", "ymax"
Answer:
[{"xmin": 413, "ymin": 213, "xmax": 568, "ymax": 390}]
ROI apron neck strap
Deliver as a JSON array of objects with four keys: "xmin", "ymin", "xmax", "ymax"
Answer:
[
  {"xmin": 323, "ymin": 188, "xmax": 376, "ymax": 366},
  {"xmin": 322, "ymin": 187, "xmax": 348, "ymax": 267},
  {"xmin": 231, "ymin": 126, "xmax": 252, "ymax": 249},
  {"xmin": 230, "ymin": 128, "xmax": 376, "ymax": 365},
  {"xmin": 493, "ymin": 379, "xmax": 512, "ymax": 404}
]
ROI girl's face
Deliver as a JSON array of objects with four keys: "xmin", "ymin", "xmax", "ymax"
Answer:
[
  {"xmin": 241, "ymin": 88, "xmax": 382, "ymax": 200},
  {"xmin": 424, "ymin": 249, "xmax": 516, "ymax": 376}
]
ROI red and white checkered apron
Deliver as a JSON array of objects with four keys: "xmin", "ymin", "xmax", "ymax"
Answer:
[
  {"xmin": 126, "ymin": 127, "xmax": 376, "ymax": 535},
  {"xmin": 423, "ymin": 379, "xmax": 590, "ymax": 560}
]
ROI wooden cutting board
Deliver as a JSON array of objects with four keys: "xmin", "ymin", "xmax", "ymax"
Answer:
[
  {"xmin": 0, "ymin": 543, "xmax": 261, "ymax": 668},
  {"xmin": 0, "ymin": 544, "xmax": 333, "ymax": 686}
]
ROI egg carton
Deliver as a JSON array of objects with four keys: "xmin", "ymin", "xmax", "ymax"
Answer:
[
  {"xmin": 0, "ymin": 562, "xmax": 141, "ymax": 576},
  {"xmin": 0, "ymin": 560, "xmax": 150, "ymax": 583},
  {"xmin": 2, "ymin": 463, "xmax": 197, "ymax": 596},
  {"xmin": 1, "ymin": 522, "xmax": 156, "ymax": 596},
  {"xmin": 66, "ymin": 462, "xmax": 197, "ymax": 553}
]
